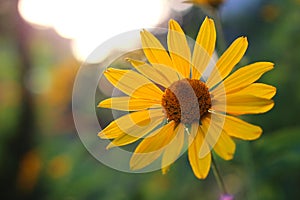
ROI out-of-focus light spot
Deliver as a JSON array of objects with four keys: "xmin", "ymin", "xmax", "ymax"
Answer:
[
  {"xmin": 18, "ymin": 0, "xmax": 191, "ymax": 62},
  {"xmin": 47, "ymin": 59, "xmax": 79, "ymax": 108},
  {"xmin": 17, "ymin": 150, "xmax": 41, "ymax": 192},
  {"xmin": 261, "ymin": 4, "xmax": 280, "ymax": 22},
  {"xmin": 47, "ymin": 155, "xmax": 71, "ymax": 179},
  {"xmin": 18, "ymin": 0, "xmax": 54, "ymax": 27}
]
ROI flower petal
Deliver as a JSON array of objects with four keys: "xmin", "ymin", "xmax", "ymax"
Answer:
[
  {"xmin": 104, "ymin": 68, "xmax": 163, "ymax": 99},
  {"xmin": 98, "ymin": 109, "xmax": 163, "ymax": 139},
  {"xmin": 192, "ymin": 17, "xmax": 216, "ymax": 79},
  {"xmin": 152, "ymin": 63, "xmax": 183, "ymax": 82},
  {"xmin": 219, "ymin": 83, "xmax": 276, "ymax": 100},
  {"xmin": 212, "ymin": 112, "xmax": 262, "ymax": 140},
  {"xmin": 168, "ymin": 19, "xmax": 191, "ymax": 78},
  {"xmin": 133, "ymin": 121, "xmax": 176, "ymax": 153},
  {"xmin": 136, "ymin": 63, "xmax": 179, "ymax": 88},
  {"xmin": 201, "ymin": 117, "xmax": 235, "ymax": 160},
  {"xmin": 212, "ymin": 62, "xmax": 274, "ymax": 96},
  {"xmin": 98, "ymin": 97, "xmax": 161, "ymax": 111},
  {"xmin": 140, "ymin": 29, "xmax": 173, "ymax": 67},
  {"xmin": 231, "ymin": 83, "xmax": 276, "ymax": 99},
  {"xmin": 126, "ymin": 58, "xmax": 145, "ymax": 67},
  {"xmin": 161, "ymin": 123, "xmax": 185, "ymax": 174},
  {"xmin": 130, "ymin": 150, "xmax": 163, "ymax": 171},
  {"xmin": 213, "ymin": 131, "xmax": 236, "ymax": 160},
  {"xmin": 130, "ymin": 121, "xmax": 176, "ymax": 170},
  {"xmin": 206, "ymin": 37, "xmax": 248, "ymax": 89},
  {"xmin": 213, "ymin": 95, "xmax": 275, "ymax": 115},
  {"xmin": 106, "ymin": 117, "xmax": 164, "ymax": 149},
  {"xmin": 188, "ymin": 123, "xmax": 211, "ymax": 179},
  {"xmin": 127, "ymin": 58, "xmax": 182, "ymax": 87}
]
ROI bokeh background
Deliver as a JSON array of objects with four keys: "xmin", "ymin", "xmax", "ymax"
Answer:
[{"xmin": 1, "ymin": 0, "xmax": 299, "ymax": 199}]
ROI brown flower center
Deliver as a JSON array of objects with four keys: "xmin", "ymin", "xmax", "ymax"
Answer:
[{"xmin": 161, "ymin": 78, "xmax": 211, "ymax": 125}]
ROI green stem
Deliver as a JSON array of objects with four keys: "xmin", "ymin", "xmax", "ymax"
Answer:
[{"xmin": 211, "ymin": 154, "xmax": 228, "ymax": 194}]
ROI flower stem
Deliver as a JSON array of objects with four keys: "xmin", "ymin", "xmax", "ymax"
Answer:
[{"xmin": 211, "ymin": 154, "xmax": 228, "ymax": 195}]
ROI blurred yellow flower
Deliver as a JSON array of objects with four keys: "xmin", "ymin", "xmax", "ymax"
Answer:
[
  {"xmin": 184, "ymin": 0, "xmax": 225, "ymax": 8},
  {"xmin": 98, "ymin": 17, "xmax": 275, "ymax": 179}
]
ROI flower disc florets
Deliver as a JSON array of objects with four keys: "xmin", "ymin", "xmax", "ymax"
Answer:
[{"xmin": 161, "ymin": 78, "xmax": 212, "ymax": 124}]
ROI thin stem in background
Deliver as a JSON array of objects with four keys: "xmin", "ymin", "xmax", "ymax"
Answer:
[{"xmin": 211, "ymin": 154, "xmax": 228, "ymax": 195}]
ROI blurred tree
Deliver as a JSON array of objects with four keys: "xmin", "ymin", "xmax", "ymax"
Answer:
[{"xmin": 0, "ymin": 0, "xmax": 39, "ymax": 199}]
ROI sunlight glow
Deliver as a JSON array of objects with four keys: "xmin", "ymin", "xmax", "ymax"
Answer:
[{"xmin": 18, "ymin": 0, "xmax": 191, "ymax": 61}]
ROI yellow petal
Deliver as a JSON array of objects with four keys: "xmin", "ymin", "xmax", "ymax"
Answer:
[
  {"xmin": 206, "ymin": 37, "xmax": 248, "ymax": 89},
  {"xmin": 212, "ymin": 112, "xmax": 262, "ymax": 140},
  {"xmin": 106, "ymin": 116, "xmax": 164, "ymax": 149},
  {"xmin": 133, "ymin": 121, "xmax": 176, "ymax": 153},
  {"xmin": 188, "ymin": 123, "xmax": 211, "ymax": 179},
  {"xmin": 126, "ymin": 58, "xmax": 145, "ymax": 67},
  {"xmin": 201, "ymin": 115, "xmax": 221, "ymax": 154},
  {"xmin": 135, "ymin": 63, "xmax": 178, "ymax": 88},
  {"xmin": 168, "ymin": 19, "xmax": 191, "ymax": 78},
  {"xmin": 140, "ymin": 30, "xmax": 173, "ymax": 67},
  {"xmin": 212, "ymin": 62, "xmax": 274, "ymax": 96},
  {"xmin": 152, "ymin": 63, "xmax": 183, "ymax": 82},
  {"xmin": 127, "ymin": 58, "xmax": 182, "ymax": 87},
  {"xmin": 130, "ymin": 121, "xmax": 176, "ymax": 170},
  {"xmin": 104, "ymin": 68, "xmax": 163, "ymax": 99},
  {"xmin": 213, "ymin": 95, "xmax": 275, "ymax": 115},
  {"xmin": 161, "ymin": 165, "xmax": 170, "ymax": 175},
  {"xmin": 213, "ymin": 131, "xmax": 236, "ymax": 160},
  {"xmin": 192, "ymin": 17, "xmax": 216, "ymax": 79},
  {"xmin": 98, "ymin": 97, "xmax": 161, "ymax": 111},
  {"xmin": 189, "ymin": 122, "xmax": 199, "ymax": 139},
  {"xmin": 224, "ymin": 83, "xmax": 276, "ymax": 100},
  {"xmin": 161, "ymin": 123, "xmax": 185, "ymax": 174},
  {"xmin": 130, "ymin": 150, "xmax": 163, "ymax": 171},
  {"xmin": 98, "ymin": 109, "xmax": 163, "ymax": 139},
  {"xmin": 201, "ymin": 116, "xmax": 235, "ymax": 160}
]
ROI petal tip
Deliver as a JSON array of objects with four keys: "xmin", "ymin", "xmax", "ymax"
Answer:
[
  {"xmin": 169, "ymin": 18, "xmax": 176, "ymax": 23},
  {"xmin": 194, "ymin": 171, "xmax": 209, "ymax": 179},
  {"xmin": 98, "ymin": 131, "xmax": 106, "ymax": 139},
  {"xmin": 97, "ymin": 100, "xmax": 105, "ymax": 108},
  {"xmin": 254, "ymin": 127, "xmax": 263, "ymax": 140},
  {"xmin": 129, "ymin": 159, "xmax": 140, "ymax": 171},
  {"xmin": 140, "ymin": 29, "xmax": 147, "ymax": 36},
  {"xmin": 162, "ymin": 165, "xmax": 170, "ymax": 175},
  {"xmin": 222, "ymin": 153, "xmax": 235, "ymax": 161},
  {"xmin": 106, "ymin": 143, "xmax": 116, "ymax": 149},
  {"xmin": 242, "ymin": 36, "xmax": 248, "ymax": 44},
  {"xmin": 168, "ymin": 19, "xmax": 181, "ymax": 30},
  {"xmin": 204, "ymin": 16, "xmax": 213, "ymax": 22}
]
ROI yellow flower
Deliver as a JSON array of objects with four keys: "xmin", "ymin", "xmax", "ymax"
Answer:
[
  {"xmin": 98, "ymin": 17, "xmax": 275, "ymax": 179},
  {"xmin": 184, "ymin": 0, "xmax": 225, "ymax": 8}
]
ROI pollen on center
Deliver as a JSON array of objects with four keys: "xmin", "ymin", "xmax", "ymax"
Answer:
[{"xmin": 161, "ymin": 78, "xmax": 212, "ymax": 125}]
